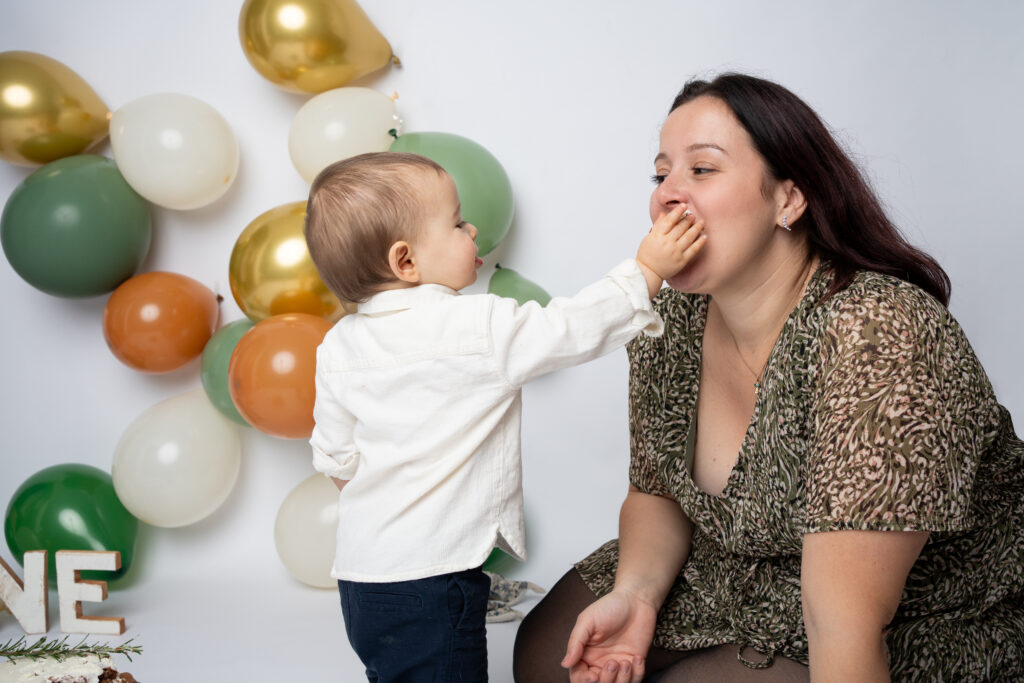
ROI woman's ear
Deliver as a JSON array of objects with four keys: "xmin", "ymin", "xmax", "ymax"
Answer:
[
  {"xmin": 777, "ymin": 180, "xmax": 807, "ymax": 226},
  {"xmin": 388, "ymin": 241, "xmax": 420, "ymax": 283}
]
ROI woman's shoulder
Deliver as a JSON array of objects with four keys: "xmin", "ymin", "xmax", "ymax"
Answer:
[
  {"xmin": 627, "ymin": 288, "xmax": 705, "ymax": 360},
  {"xmin": 652, "ymin": 287, "xmax": 706, "ymax": 327},
  {"xmin": 817, "ymin": 268, "xmax": 952, "ymax": 342}
]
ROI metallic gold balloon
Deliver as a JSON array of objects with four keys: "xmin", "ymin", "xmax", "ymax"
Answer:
[
  {"xmin": 0, "ymin": 51, "xmax": 110, "ymax": 167},
  {"xmin": 230, "ymin": 201, "xmax": 349, "ymax": 323},
  {"xmin": 239, "ymin": 0, "xmax": 393, "ymax": 94}
]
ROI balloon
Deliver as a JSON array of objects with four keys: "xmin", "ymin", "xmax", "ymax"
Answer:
[
  {"xmin": 389, "ymin": 132, "xmax": 514, "ymax": 256},
  {"xmin": 488, "ymin": 264, "xmax": 551, "ymax": 306},
  {"xmin": 228, "ymin": 313, "xmax": 332, "ymax": 439},
  {"xmin": 239, "ymin": 0, "xmax": 393, "ymax": 94},
  {"xmin": 0, "ymin": 155, "xmax": 151, "ymax": 298},
  {"xmin": 110, "ymin": 93, "xmax": 239, "ymax": 210},
  {"xmin": 274, "ymin": 474, "xmax": 338, "ymax": 588},
  {"xmin": 4, "ymin": 464, "xmax": 138, "ymax": 586},
  {"xmin": 483, "ymin": 509, "xmax": 531, "ymax": 572},
  {"xmin": 0, "ymin": 51, "xmax": 110, "ymax": 167},
  {"xmin": 112, "ymin": 389, "xmax": 241, "ymax": 528},
  {"xmin": 289, "ymin": 87, "xmax": 399, "ymax": 183},
  {"xmin": 230, "ymin": 201, "xmax": 349, "ymax": 323},
  {"xmin": 201, "ymin": 319, "xmax": 255, "ymax": 426},
  {"xmin": 103, "ymin": 271, "xmax": 220, "ymax": 373},
  {"xmin": 483, "ymin": 547, "xmax": 517, "ymax": 573}
]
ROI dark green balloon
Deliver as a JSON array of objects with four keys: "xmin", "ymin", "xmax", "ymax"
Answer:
[
  {"xmin": 201, "ymin": 319, "xmax": 255, "ymax": 426},
  {"xmin": 389, "ymin": 132, "xmax": 514, "ymax": 257},
  {"xmin": 1, "ymin": 154, "xmax": 151, "ymax": 298},
  {"xmin": 488, "ymin": 264, "xmax": 552, "ymax": 306},
  {"xmin": 4, "ymin": 464, "xmax": 139, "ymax": 586}
]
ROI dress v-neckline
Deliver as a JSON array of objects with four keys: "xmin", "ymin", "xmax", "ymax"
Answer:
[{"xmin": 684, "ymin": 262, "xmax": 826, "ymax": 499}]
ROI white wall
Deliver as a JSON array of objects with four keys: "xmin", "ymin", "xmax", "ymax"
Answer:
[{"xmin": 2, "ymin": 1, "xmax": 1023, "ymax": 679}]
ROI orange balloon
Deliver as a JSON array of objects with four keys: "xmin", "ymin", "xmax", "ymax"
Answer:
[
  {"xmin": 227, "ymin": 313, "xmax": 332, "ymax": 439},
  {"xmin": 103, "ymin": 272, "xmax": 220, "ymax": 373}
]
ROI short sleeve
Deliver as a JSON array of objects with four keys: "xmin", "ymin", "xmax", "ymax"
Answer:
[
  {"xmin": 627, "ymin": 301, "xmax": 673, "ymax": 498},
  {"xmin": 806, "ymin": 282, "xmax": 975, "ymax": 533}
]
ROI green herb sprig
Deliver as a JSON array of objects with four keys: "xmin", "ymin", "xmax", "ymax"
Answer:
[{"xmin": 0, "ymin": 635, "xmax": 142, "ymax": 664}]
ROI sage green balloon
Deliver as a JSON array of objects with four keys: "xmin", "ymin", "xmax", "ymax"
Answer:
[
  {"xmin": 201, "ymin": 319, "xmax": 255, "ymax": 426},
  {"xmin": 488, "ymin": 264, "xmax": 551, "ymax": 306},
  {"xmin": 4, "ymin": 464, "xmax": 139, "ymax": 587},
  {"xmin": 389, "ymin": 132, "xmax": 513, "ymax": 256},
  {"xmin": 1, "ymin": 154, "xmax": 151, "ymax": 297}
]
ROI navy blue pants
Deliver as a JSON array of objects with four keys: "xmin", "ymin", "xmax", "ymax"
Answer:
[{"xmin": 339, "ymin": 567, "xmax": 490, "ymax": 682}]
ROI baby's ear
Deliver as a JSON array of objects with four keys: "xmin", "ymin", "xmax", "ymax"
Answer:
[{"xmin": 388, "ymin": 241, "xmax": 420, "ymax": 283}]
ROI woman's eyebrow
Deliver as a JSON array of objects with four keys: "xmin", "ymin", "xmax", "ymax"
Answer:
[
  {"xmin": 687, "ymin": 142, "xmax": 727, "ymax": 155},
  {"xmin": 654, "ymin": 143, "xmax": 728, "ymax": 164}
]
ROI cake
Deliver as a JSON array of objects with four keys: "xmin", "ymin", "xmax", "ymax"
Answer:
[{"xmin": 0, "ymin": 654, "xmax": 138, "ymax": 682}]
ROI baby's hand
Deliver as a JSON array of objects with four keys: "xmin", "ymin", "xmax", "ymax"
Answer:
[{"xmin": 635, "ymin": 204, "xmax": 706, "ymax": 298}]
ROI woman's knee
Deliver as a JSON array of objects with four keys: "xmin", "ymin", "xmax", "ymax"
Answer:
[{"xmin": 513, "ymin": 569, "xmax": 598, "ymax": 682}]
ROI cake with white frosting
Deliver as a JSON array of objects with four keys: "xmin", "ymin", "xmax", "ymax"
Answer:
[{"xmin": 0, "ymin": 654, "xmax": 137, "ymax": 682}]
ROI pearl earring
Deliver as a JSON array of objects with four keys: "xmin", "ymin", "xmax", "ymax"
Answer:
[{"xmin": 781, "ymin": 214, "xmax": 790, "ymax": 231}]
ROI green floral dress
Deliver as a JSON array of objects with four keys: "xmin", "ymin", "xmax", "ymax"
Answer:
[{"xmin": 574, "ymin": 265, "xmax": 1024, "ymax": 680}]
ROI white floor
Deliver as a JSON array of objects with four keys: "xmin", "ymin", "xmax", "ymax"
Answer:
[{"xmin": 0, "ymin": 574, "xmax": 542, "ymax": 681}]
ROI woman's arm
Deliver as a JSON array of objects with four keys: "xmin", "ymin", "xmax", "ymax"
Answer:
[
  {"xmin": 563, "ymin": 485, "xmax": 693, "ymax": 683},
  {"xmin": 615, "ymin": 484, "xmax": 693, "ymax": 605},
  {"xmin": 801, "ymin": 530, "xmax": 928, "ymax": 682}
]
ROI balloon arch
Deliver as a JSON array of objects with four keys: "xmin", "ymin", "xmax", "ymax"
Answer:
[{"xmin": 0, "ymin": 0, "xmax": 551, "ymax": 590}]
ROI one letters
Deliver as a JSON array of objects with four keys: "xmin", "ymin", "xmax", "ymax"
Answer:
[{"xmin": 0, "ymin": 550, "xmax": 124, "ymax": 635}]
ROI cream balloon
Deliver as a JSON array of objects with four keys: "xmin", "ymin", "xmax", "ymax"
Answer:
[
  {"xmin": 110, "ymin": 93, "xmax": 239, "ymax": 210},
  {"xmin": 274, "ymin": 474, "xmax": 339, "ymax": 588},
  {"xmin": 288, "ymin": 87, "xmax": 398, "ymax": 183},
  {"xmin": 112, "ymin": 389, "xmax": 241, "ymax": 528}
]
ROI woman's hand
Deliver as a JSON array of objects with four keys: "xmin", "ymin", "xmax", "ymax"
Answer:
[{"xmin": 561, "ymin": 589, "xmax": 657, "ymax": 683}]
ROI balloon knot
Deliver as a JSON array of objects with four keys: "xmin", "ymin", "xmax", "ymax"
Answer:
[
  {"xmin": 495, "ymin": 263, "xmax": 502, "ymax": 269},
  {"xmin": 391, "ymin": 54, "xmax": 403, "ymax": 67},
  {"xmin": 216, "ymin": 294, "xmax": 224, "ymax": 304},
  {"xmin": 388, "ymin": 129, "xmax": 398, "ymax": 139}
]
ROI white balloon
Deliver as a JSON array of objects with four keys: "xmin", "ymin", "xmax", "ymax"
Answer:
[
  {"xmin": 288, "ymin": 87, "xmax": 399, "ymax": 184},
  {"xmin": 274, "ymin": 474, "xmax": 339, "ymax": 588},
  {"xmin": 112, "ymin": 389, "xmax": 241, "ymax": 528},
  {"xmin": 110, "ymin": 93, "xmax": 239, "ymax": 210}
]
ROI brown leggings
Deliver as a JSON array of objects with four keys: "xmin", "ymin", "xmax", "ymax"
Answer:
[{"xmin": 512, "ymin": 569, "xmax": 810, "ymax": 682}]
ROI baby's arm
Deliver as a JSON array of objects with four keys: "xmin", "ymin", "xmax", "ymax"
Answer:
[
  {"xmin": 635, "ymin": 204, "xmax": 705, "ymax": 297},
  {"xmin": 310, "ymin": 352, "xmax": 360, "ymax": 485}
]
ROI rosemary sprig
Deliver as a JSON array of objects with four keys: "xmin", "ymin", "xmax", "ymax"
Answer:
[{"xmin": 0, "ymin": 635, "xmax": 143, "ymax": 664}]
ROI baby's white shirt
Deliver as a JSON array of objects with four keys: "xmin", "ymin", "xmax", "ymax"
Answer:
[{"xmin": 310, "ymin": 258, "xmax": 663, "ymax": 582}]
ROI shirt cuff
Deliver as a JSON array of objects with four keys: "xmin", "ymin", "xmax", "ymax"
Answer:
[
  {"xmin": 312, "ymin": 447, "xmax": 359, "ymax": 480},
  {"xmin": 608, "ymin": 259, "xmax": 664, "ymax": 337}
]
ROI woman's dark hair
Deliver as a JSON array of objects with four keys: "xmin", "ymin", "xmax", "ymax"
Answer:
[{"xmin": 671, "ymin": 73, "xmax": 951, "ymax": 306}]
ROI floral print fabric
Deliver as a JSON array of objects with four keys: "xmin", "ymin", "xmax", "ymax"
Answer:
[{"xmin": 574, "ymin": 266, "xmax": 1024, "ymax": 680}]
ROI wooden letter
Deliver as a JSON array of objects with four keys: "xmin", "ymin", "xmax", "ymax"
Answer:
[
  {"xmin": 56, "ymin": 550, "xmax": 125, "ymax": 635},
  {"xmin": 0, "ymin": 551, "xmax": 49, "ymax": 634}
]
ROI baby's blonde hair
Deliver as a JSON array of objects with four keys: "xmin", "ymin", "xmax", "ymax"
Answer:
[{"xmin": 305, "ymin": 152, "xmax": 446, "ymax": 303}]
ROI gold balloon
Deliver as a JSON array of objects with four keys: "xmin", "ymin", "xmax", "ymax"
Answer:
[
  {"xmin": 230, "ymin": 201, "xmax": 350, "ymax": 323},
  {"xmin": 239, "ymin": 0, "xmax": 393, "ymax": 94},
  {"xmin": 0, "ymin": 51, "xmax": 110, "ymax": 167}
]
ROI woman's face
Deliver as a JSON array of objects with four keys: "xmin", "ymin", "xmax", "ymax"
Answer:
[{"xmin": 650, "ymin": 95, "xmax": 786, "ymax": 294}]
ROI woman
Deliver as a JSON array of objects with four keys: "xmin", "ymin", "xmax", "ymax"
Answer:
[{"xmin": 513, "ymin": 73, "xmax": 1024, "ymax": 682}]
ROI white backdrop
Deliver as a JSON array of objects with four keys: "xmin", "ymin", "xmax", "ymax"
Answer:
[{"xmin": 2, "ymin": 1, "xmax": 1023, "ymax": 680}]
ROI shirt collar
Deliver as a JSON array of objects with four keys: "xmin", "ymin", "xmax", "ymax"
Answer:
[{"xmin": 357, "ymin": 284, "xmax": 461, "ymax": 314}]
